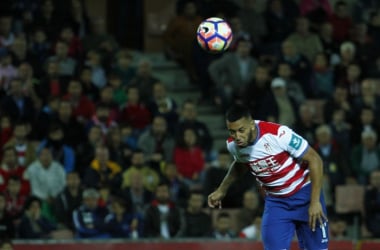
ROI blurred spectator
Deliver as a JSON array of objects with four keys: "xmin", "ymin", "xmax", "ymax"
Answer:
[
  {"xmin": 329, "ymin": 1, "xmax": 353, "ymax": 43},
  {"xmin": 0, "ymin": 147, "xmax": 30, "ymax": 195},
  {"xmin": 260, "ymin": 77, "xmax": 298, "ymax": 128},
  {"xmin": 107, "ymin": 73, "xmax": 127, "ymax": 107},
  {"xmin": 182, "ymin": 190, "xmax": 212, "ymax": 237},
  {"xmin": 119, "ymin": 85, "xmax": 152, "ymax": 133},
  {"xmin": 82, "ymin": 17, "xmax": 118, "ymax": 54},
  {"xmin": 98, "ymin": 86, "xmax": 120, "ymax": 121},
  {"xmin": 313, "ymin": 124, "xmax": 349, "ymax": 211},
  {"xmin": 63, "ymin": 79, "xmax": 96, "ymax": 123},
  {"xmin": 9, "ymin": 36, "xmax": 39, "ymax": 74},
  {"xmin": 83, "ymin": 145, "xmax": 122, "ymax": 192},
  {"xmin": 47, "ymin": 40, "xmax": 77, "ymax": 77},
  {"xmin": 58, "ymin": 26, "xmax": 84, "ymax": 60},
  {"xmin": 33, "ymin": 0, "xmax": 63, "ymax": 41},
  {"xmin": 350, "ymin": 107, "xmax": 379, "ymax": 147},
  {"xmin": 129, "ymin": 58, "xmax": 159, "ymax": 104},
  {"xmin": 37, "ymin": 123, "xmax": 75, "ymax": 173},
  {"xmin": 0, "ymin": 15, "xmax": 15, "ymax": 48},
  {"xmin": 286, "ymin": 17, "xmax": 323, "ymax": 62},
  {"xmin": 51, "ymin": 100, "xmax": 86, "ymax": 147},
  {"xmin": 353, "ymin": 79, "xmax": 380, "ymax": 117},
  {"xmin": 264, "ymin": 0, "xmax": 297, "ymax": 46},
  {"xmin": 75, "ymin": 125, "xmax": 103, "ymax": 176},
  {"xmin": 121, "ymin": 149, "xmax": 160, "ymax": 193},
  {"xmin": 4, "ymin": 176, "xmax": 28, "ymax": 220},
  {"xmin": 4, "ymin": 121, "xmax": 37, "ymax": 168},
  {"xmin": 35, "ymin": 60, "xmax": 69, "ymax": 105},
  {"xmin": 312, "ymin": 52, "xmax": 334, "ymax": 99},
  {"xmin": 339, "ymin": 63, "xmax": 362, "ymax": 101},
  {"xmin": 177, "ymin": 100, "xmax": 213, "ymax": 161},
  {"xmin": 367, "ymin": 10, "xmax": 380, "ymax": 47},
  {"xmin": 143, "ymin": 181, "xmax": 185, "ymax": 238},
  {"xmin": 279, "ymin": 40, "xmax": 313, "ymax": 97},
  {"xmin": 241, "ymin": 65, "xmax": 271, "ymax": 119},
  {"xmin": 87, "ymin": 104, "xmax": 118, "ymax": 136},
  {"xmin": 53, "ymin": 171, "xmax": 82, "ymax": 231},
  {"xmin": 0, "ymin": 193, "xmax": 14, "ymax": 239},
  {"xmin": 79, "ymin": 66, "xmax": 99, "ymax": 101},
  {"xmin": 17, "ymin": 62, "xmax": 42, "ymax": 110},
  {"xmin": 293, "ymin": 103, "xmax": 318, "ymax": 146},
  {"xmin": 85, "ymin": 50, "xmax": 107, "ymax": 89},
  {"xmin": 334, "ymin": 41, "xmax": 356, "ymax": 84},
  {"xmin": 237, "ymin": 0, "xmax": 267, "ymax": 46},
  {"xmin": 17, "ymin": 196, "xmax": 72, "ymax": 239},
  {"xmin": 147, "ymin": 82, "xmax": 179, "ymax": 132},
  {"xmin": 318, "ymin": 22, "xmax": 339, "ymax": 62},
  {"xmin": 0, "ymin": 50, "xmax": 17, "ymax": 94},
  {"xmin": 0, "ymin": 78, "xmax": 36, "ymax": 123},
  {"xmin": 163, "ymin": 0, "xmax": 202, "ymax": 82},
  {"xmin": 0, "ymin": 115, "xmax": 12, "ymax": 149},
  {"xmin": 173, "ymin": 127, "xmax": 205, "ymax": 189},
  {"xmin": 24, "ymin": 147, "xmax": 66, "ymax": 202},
  {"xmin": 106, "ymin": 126, "xmax": 129, "ymax": 166},
  {"xmin": 29, "ymin": 28, "xmax": 51, "ymax": 70},
  {"xmin": 329, "ymin": 108, "xmax": 351, "ymax": 154},
  {"xmin": 210, "ymin": 212, "xmax": 236, "ymax": 239},
  {"xmin": 350, "ymin": 22, "xmax": 377, "ymax": 71},
  {"xmin": 275, "ymin": 62, "xmax": 305, "ymax": 105},
  {"xmin": 137, "ymin": 115, "xmax": 175, "ymax": 169},
  {"xmin": 227, "ymin": 16, "xmax": 251, "ymax": 52},
  {"xmin": 118, "ymin": 170, "xmax": 153, "ymax": 215},
  {"xmin": 351, "ymin": 128, "xmax": 380, "ymax": 185},
  {"xmin": 328, "ymin": 215, "xmax": 349, "ymax": 240},
  {"xmin": 64, "ymin": 0, "xmax": 90, "ymax": 38},
  {"xmin": 104, "ymin": 196, "xmax": 143, "ymax": 238},
  {"xmin": 299, "ymin": 0, "xmax": 332, "ymax": 31},
  {"xmin": 72, "ymin": 188, "xmax": 109, "ymax": 239},
  {"xmin": 160, "ymin": 162, "xmax": 189, "ymax": 208},
  {"xmin": 323, "ymin": 86, "xmax": 353, "ymax": 124},
  {"xmin": 208, "ymin": 38, "xmax": 257, "ymax": 111},
  {"xmin": 112, "ymin": 50, "xmax": 136, "ymax": 87},
  {"xmin": 364, "ymin": 170, "xmax": 380, "ymax": 237},
  {"xmin": 236, "ymin": 190, "xmax": 262, "ymax": 233},
  {"xmin": 120, "ymin": 123, "xmax": 138, "ymax": 152}
]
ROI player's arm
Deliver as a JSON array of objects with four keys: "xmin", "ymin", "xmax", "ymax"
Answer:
[
  {"xmin": 300, "ymin": 146, "xmax": 328, "ymax": 231},
  {"xmin": 208, "ymin": 160, "xmax": 247, "ymax": 208}
]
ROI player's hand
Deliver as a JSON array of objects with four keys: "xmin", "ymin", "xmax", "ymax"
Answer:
[
  {"xmin": 207, "ymin": 189, "xmax": 225, "ymax": 209},
  {"xmin": 308, "ymin": 201, "xmax": 328, "ymax": 232}
]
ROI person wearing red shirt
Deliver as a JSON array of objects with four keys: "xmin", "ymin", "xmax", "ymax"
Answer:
[
  {"xmin": 329, "ymin": 1, "xmax": 353, "ymax": 43},
  {"xmin": 173, "ymin": 128, "xmax": 205, "ymax": 189},
  {"xmin": 0, "ymin": 147, "xmax": 30, "ymax": 195},
  {"xmin": 63, "ymin": 79, "xmax": 95, "ymax": 123},
  {"xmin": 119, "ymin": 85, "xmax": 151, "ymax": 133}
]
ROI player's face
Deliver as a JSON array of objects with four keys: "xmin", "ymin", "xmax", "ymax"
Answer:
[{"xmin": 226, "ymin": 117, "xmax": 256, "ymax": 147}]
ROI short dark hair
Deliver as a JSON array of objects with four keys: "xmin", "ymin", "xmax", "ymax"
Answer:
[{"xmin": 225, "ymin": 104, "xmax": 252, "ymax": 122}]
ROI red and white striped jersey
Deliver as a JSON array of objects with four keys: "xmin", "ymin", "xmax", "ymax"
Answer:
[{"xmin": 226, "ymin": 120, "xmax": 310, "ymax": 197}]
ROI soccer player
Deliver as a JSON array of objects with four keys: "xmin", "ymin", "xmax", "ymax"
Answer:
[{"xmin": 208, "ymin": 104, "xmax": 328, "ymax": 250}]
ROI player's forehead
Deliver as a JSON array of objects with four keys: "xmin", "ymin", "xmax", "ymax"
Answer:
[{"xmin": 226, "ymin": 116, "xmax": 251, "ymax": 130}]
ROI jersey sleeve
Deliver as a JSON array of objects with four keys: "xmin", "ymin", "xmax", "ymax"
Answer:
[
  {"xmin": 226, "ymin": 140, "xmax": 241, "ymax": 162},
  {"xmin": 276, "ymin": 125, "xmax": 309, "ymax": 158}
]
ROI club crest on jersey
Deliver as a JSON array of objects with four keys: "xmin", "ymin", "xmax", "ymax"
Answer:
[{"xmin": 289, "ymin": 134, "xmax": 302, "ymax": 150}]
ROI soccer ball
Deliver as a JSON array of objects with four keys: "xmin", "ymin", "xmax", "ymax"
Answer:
[{"xmin": 197, "ymin": 17, "xmax": 233, "ymax": 53}]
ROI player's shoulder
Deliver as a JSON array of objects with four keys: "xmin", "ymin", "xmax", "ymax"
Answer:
[{"xmin": 256, "ymin": 120, "xmax": 282, "ymax": 136}]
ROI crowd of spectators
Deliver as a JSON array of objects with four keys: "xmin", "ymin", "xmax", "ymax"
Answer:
[{"xmin": 0, "ymin": 0, "xmax": 379, "ymax": 243}]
